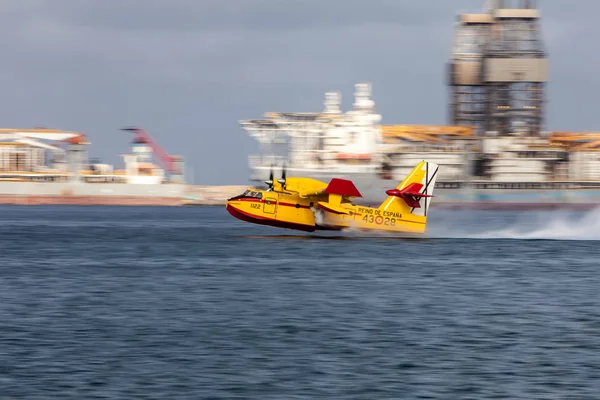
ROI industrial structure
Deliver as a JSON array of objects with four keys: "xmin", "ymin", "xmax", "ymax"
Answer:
[
  {"xmin": 448, "ymin": 0, "xmax": 547, "ymax": 136},
  {"xmin": 239, "ymin": 0, "xmax": 600, "ymax": 209}
]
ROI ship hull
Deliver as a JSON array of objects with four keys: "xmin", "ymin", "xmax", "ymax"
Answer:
[
  {"xmin": 249, "ymin": 167, "xmax": 600, "ymax": 210},
  {"xmin": 0, "ymin": 181, "xmax": 186, "ymax": 206},
  {"xmin": 0, "ymin": 195, "xmax": 183, "ymax": 206}
]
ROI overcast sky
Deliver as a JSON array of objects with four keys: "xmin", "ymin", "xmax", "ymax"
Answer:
[{"xmin": 1, "ymin": 0, "xmax": 597, "ymax": 184}]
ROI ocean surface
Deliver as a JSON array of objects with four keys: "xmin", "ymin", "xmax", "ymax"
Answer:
[{"xmin": 1, "ymin": 205, "xmax": 600, "ymax": 399}]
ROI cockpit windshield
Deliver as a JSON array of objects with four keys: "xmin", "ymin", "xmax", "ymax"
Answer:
[
  {"xmin": 228, "ymin": 190, "xmax": 263, "ymax": 201},
  {"xmin": 242, "ymin": 190, "xmax": 262, "ymax": 199}
]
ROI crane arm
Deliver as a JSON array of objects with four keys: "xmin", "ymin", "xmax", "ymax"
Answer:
[{"xmin": 122, "ymin": 127, "xmax": 176, "ymax": 172}]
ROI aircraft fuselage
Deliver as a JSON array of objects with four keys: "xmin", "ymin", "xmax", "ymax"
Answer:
[
  {"xmin": 225, "ymin": 189, "xmax": 324, "ymax": 232},
  {"xmin": 225, "ymin": 188, "xmax": 427, "ymax": 234}
]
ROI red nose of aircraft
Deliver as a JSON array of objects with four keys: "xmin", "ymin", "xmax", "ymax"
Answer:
[{"xmin": 225, "ymin": 200, "xmax": 247, "ymax": 223}]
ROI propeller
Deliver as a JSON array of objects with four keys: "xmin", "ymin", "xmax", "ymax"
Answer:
[
  {"xmin": 277, "ymin": 164, "xmax": 287, "ymax": 187},
  {"xmin": 264, "ymin": 165, "xmax": 275, "ymax": 190},
  {"xmin": 264, "ymin": 164, "xmax": 287, "ymax": 191}
]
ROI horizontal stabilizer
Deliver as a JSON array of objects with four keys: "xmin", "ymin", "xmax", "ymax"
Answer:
[
  {"xmin": 385, "ymin": 183, "xmax": 433, "ymax": 208},
  {"xmin": 324, "ymin": 178, "xmax": 362, "ymax": 198},
  {"xmin": 318, "ymin": 201, "xmax": 352, "ymax": 215}
]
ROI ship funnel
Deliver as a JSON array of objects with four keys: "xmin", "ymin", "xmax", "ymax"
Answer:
[
  {"xmin": 484, "ymin": 0, "xmax": 505, "ymax": 12},
  {"xmin": 353, "ymin": 83, "xmax": 375, "ymax": 112},
  {"xmin": 323, "ymin": 91, "xmax": 341, "ymax": 114}
]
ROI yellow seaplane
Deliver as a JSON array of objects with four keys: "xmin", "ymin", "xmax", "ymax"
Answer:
[{"xmin": 226, "ymin": 160, "xmax": 439, "ymax": 234}]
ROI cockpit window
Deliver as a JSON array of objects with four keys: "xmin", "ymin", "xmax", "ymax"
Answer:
[
  {"xmin": 230, "ymin": 190, "xmax": 263, "ymax": 201},
  {"xmin": 245, "ymin": 191, "xmax": 262, "ymax": 199}
]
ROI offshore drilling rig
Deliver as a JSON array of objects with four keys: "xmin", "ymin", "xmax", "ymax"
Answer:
[{"xmin": 447, "ymin": 0, "xmax": 547, "ymax": 136}]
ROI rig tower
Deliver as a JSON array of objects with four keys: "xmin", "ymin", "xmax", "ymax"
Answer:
[{"xmin": 448, "ymin": 0, "xmax": 548, "ymax": 136}]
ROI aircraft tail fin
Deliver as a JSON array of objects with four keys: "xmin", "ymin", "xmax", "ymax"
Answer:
[{"xmin": 378, "ymin": 160, "xmax": 439, "ymax": 221}]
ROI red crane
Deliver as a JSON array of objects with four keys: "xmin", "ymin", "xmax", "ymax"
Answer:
[{"xmin": 122, "ymin": 127, "xmax": 181, "ymax": 174}]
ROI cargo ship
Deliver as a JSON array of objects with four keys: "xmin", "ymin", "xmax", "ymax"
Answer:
[
  {"xmin": 240, "ymin": 0, "xmax": 600, "ymax": 210},
  {"xmin": 0, "ymin": 128, "xmax": 186, "ymax": 205}
]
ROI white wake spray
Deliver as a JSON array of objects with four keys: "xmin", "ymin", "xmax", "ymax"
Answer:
[{"xmin": 427, "ymin": 208, "xmax": 600, "ymax": 241}]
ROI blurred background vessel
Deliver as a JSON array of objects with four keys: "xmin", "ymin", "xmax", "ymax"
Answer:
[
  {"xmin": 0, "ymin": 128, "xmax": 186, "ymax": 205},
  {"xmin": 242, "ymin": 0, "xmax": 600, "ymax": 209}
]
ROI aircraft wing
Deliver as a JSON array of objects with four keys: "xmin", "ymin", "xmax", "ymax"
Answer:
[
  {"xmin": 284, "ymin": 177, "xmax": 362, "ymax": 199},
  {"xmin": 296, "ymin": 188, "xmax": 326, "ymax": 198},
  {"xmin": 283, "ymin": 177, "xmax": 329, "ymax": 198}
]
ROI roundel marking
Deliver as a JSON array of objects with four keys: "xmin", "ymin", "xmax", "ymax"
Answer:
[{"xmin": 375, "ymin": 215, "xmax": 384, "ymax": 225}]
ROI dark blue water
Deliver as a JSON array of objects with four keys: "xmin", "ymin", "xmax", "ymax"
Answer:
[{"xmin": 1, "ymin": 205, "xmax": 600, "ymax": 399}]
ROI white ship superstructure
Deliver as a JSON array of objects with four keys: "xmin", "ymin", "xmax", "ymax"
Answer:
[
  {"xmin": 241, "ymin": 83, "xmax": 475, "ymax": 203},
  {"xmin": 243, "ymin": 83, "xmax": 383, "ymax": 180},
  {"xmin": 241, "ymin": 82, "xmax": 600, "ymax": 209}
]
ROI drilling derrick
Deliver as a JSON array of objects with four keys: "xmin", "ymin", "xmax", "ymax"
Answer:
[{"xmin": 448, "ymin": 0, "xmax": 548, "ymax": 136}]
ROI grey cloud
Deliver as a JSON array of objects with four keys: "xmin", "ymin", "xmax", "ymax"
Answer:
[
  {"xmin": 0, "ymin": 0, "xmax": 598, "ymax": 184},
  {"xmin": 11, "ymin": 0, "xmax": 458, "ymax": 33}
]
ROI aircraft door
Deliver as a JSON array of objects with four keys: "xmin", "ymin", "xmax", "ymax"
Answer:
[{"xmin": 263, "ymin": 196, "xmax": 277, "ymax": 215}]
